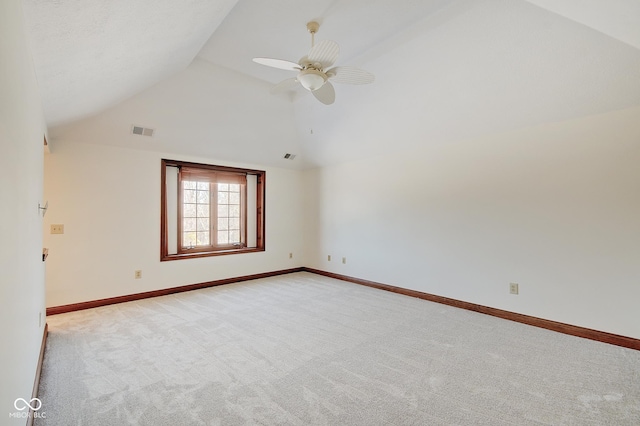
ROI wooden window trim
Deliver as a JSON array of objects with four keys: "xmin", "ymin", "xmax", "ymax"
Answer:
[{"xmin": 161, "ymin": 159, "xmax": 265, "ymax": 261}]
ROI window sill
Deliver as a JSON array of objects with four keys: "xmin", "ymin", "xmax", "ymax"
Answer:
[{"xmin": 161, "ymin": 247, "xmax": 265, "ymax": 261}]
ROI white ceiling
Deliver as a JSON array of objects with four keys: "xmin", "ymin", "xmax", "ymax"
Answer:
[
  {"xmin": 22, "ymin": 0, "xmax": 640, "ymax": 169},
  {"xmin": 22, "ymin": 0, "xmax": 239, "ymax": 127}
]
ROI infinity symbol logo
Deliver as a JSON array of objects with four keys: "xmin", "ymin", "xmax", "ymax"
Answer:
[{"xmin": 14, "ymin": 398, "xmax": 42, "ymax": 411}]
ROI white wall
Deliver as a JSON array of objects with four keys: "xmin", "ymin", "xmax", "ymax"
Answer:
[
  {"xmin": 304, "ymin": 106, "xmax": 640, "ymax": 339},
  {"xmin": 0, "ymin": 0, "xmax": 47, "ymax": 422},
  {"xmin": 43, "ymin": 141, "xmax": 305, "ymax": 307}
]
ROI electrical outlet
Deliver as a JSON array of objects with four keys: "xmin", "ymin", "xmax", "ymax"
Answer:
[
  {"xmin": 289, "ymin": 253, "xmax": 293, "ymax": 259},
  {"xmin": 327, "ymin": 255, "xmax": 331, "ymax": 261},
  {"xmin": 342, "ymin": 257, "xmax": 347, "ymax": 264},
  {"xmin": 135, "ymin": 270, "xmax": 142, "ymax": 279},
  {"xmin": 50, "ymin": 224, "xmax": 64, "ymax": 234},
  {"xmin": 510, "ymin": 283, "xmax": 519, "ymax": 295}
]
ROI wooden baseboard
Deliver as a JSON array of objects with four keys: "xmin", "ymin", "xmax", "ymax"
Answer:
[
  {"xmin": 44, "ymin": 266, "xmax": 639, "ymax": 351},
  {"xmin": 26, "ymin": 323, "xmax": 48, "ymax": 426},
  {"xmin": 46, "ymin": 268, "xmax": 304, "ymax": 316},
  {"xmin": 303, "ymin": 268, "xmax": 640, "ymax": 351}
]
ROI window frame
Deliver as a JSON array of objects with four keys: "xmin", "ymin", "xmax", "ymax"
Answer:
[
  {"xmin": 177, "ymin": 169, "xmax": 247, "ymax": 254},
  {"xmin": 161, "ymin": 159, "xmax": 265, "ymax": 261}
]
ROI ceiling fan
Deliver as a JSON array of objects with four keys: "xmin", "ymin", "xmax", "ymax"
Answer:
[{"xmin": 252, "ymin": 21, "xmax": 375, "ymax": 105}]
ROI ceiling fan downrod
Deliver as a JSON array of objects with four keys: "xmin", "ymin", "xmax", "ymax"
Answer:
[{"xmin": 307, "ymin": 21, "xmax": 319, "ymax": 48}]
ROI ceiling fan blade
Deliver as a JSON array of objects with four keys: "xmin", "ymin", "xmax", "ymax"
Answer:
[
  {"xmin": 312, "ymin": 81, "xmax": 335, "ymax": 105},
  {"xmin": 252, "ymin": 57, "xmax": 301, "ymax": 71},
  {"xmin": 270, "ymin": 77, "xmax": 300, "ymax": 94},
  {"xmin": 326, "ymin": 66, "xmax": 375, "ymax": 84},
  {"xmin": 307, "ymin": 40, "xmax": 340, "ymax": 69}
]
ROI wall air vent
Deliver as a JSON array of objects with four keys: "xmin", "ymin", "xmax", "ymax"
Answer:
[
  {"xmin": 131, "ymin": 125, "xmax": 154, "ymax": 137},
  {"xmin": 283, "ymin": 153, "xmax": 296, "ymax": 160}
]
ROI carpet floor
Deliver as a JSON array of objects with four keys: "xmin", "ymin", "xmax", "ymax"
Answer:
[{"xmin": 36, "ymin": 272, "xmax": 640, "ymax": 425}]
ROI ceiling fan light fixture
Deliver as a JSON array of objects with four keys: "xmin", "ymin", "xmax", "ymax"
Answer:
[
  {"xmin": 253, "ymin": 21, "xmax": 374, "ymax": 104},
  {"xmin": 297, "ymin": 69, "xmax": 326, "ymax": 91}
]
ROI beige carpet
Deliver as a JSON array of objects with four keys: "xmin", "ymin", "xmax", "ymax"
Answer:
[{"xmin": 36, "ymin": 272, "xmax": 640, "ymax": 425}]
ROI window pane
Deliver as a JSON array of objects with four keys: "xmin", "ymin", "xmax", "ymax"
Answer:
[
  {"xmin": 183, "ymin": 218, "xmax": 196, "ymax": 232},
  {"xmin": 218, "ymin": 218, "xmax": 229, "ymax": 231},
  {"xmin": 197, "ymin": 232, "xmax": 210, "ymax": 245},
  {"xmin": 218, "ymin": 183, "xmax": 229, "ymax": 191},
  {"xmin": 196, "ymin": 204, "xmax": 209, "ymax": 217},
  {"xmin": 229, "ymin": 192, "xmax": 240, "ymax": 204},
  {"xmin": 183, "ymin": 181, "xmax": 196, "ymax": 190},
  {"xmin": 183, "ymin": 189, "xmax": 196, "ymax": 203},
  {"xmin": 229, "ymin": 184, "xmax": 240, "ymax": 192},
  {"xmin": 218, "ymin": 191, "xmax": 228, "ymax": 204},
  {"xmin": 197, "ymin": 190, "xmax": 209, "ymax": 203},
  {"xmin": 218, "ymin": 205, "xmax": 229, "ymax": 218},
  {"xmin": 228, "ymin": 218, "xmax": 239, "ymax": 230},
  {"xmin": 183, "ymin": 232, "xmax": 196, "ymax": 247},
  {"xmin": 197, "ymin": 218, "xmax": 209, "ymax": 232},
  {"xmin": 183, "ymin": 203, "xmax": 196, "ymax": 217},
  {"xmin": 197, "ymin": 181, "xmax": 208, "ymax": 190},
  {"xmin": 229, "ymin": 205, "xmax": 240, "ymax": 217},
  {"xmin": 229, "ymin": 230, "xmax": 240, "ymax": 243},
  {"xmin": 218, "ymin": 231, "xmax": 228, "ymax": 244}
]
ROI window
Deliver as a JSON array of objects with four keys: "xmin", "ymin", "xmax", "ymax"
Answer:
[
  {"xmin": 179, "ymin": 167, "xmax": 245, "ymax": 251},
  {"xmin": 161, "ymin": 159, "xmax": 265, "ymax": 261}
]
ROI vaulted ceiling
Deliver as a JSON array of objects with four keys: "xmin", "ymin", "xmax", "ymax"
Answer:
[{"xmin": 22, "ymin": 0, "xmax": 640, "ymax": 169}]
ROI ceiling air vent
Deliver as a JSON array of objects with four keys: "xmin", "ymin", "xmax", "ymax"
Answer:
[
  {"xmin": 283, "ymin": 153, "xmax": 296, "ymax": 160},
  {"xmin": 131, "ymin": 125, "xmax": 154, "ymax": 137}
]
